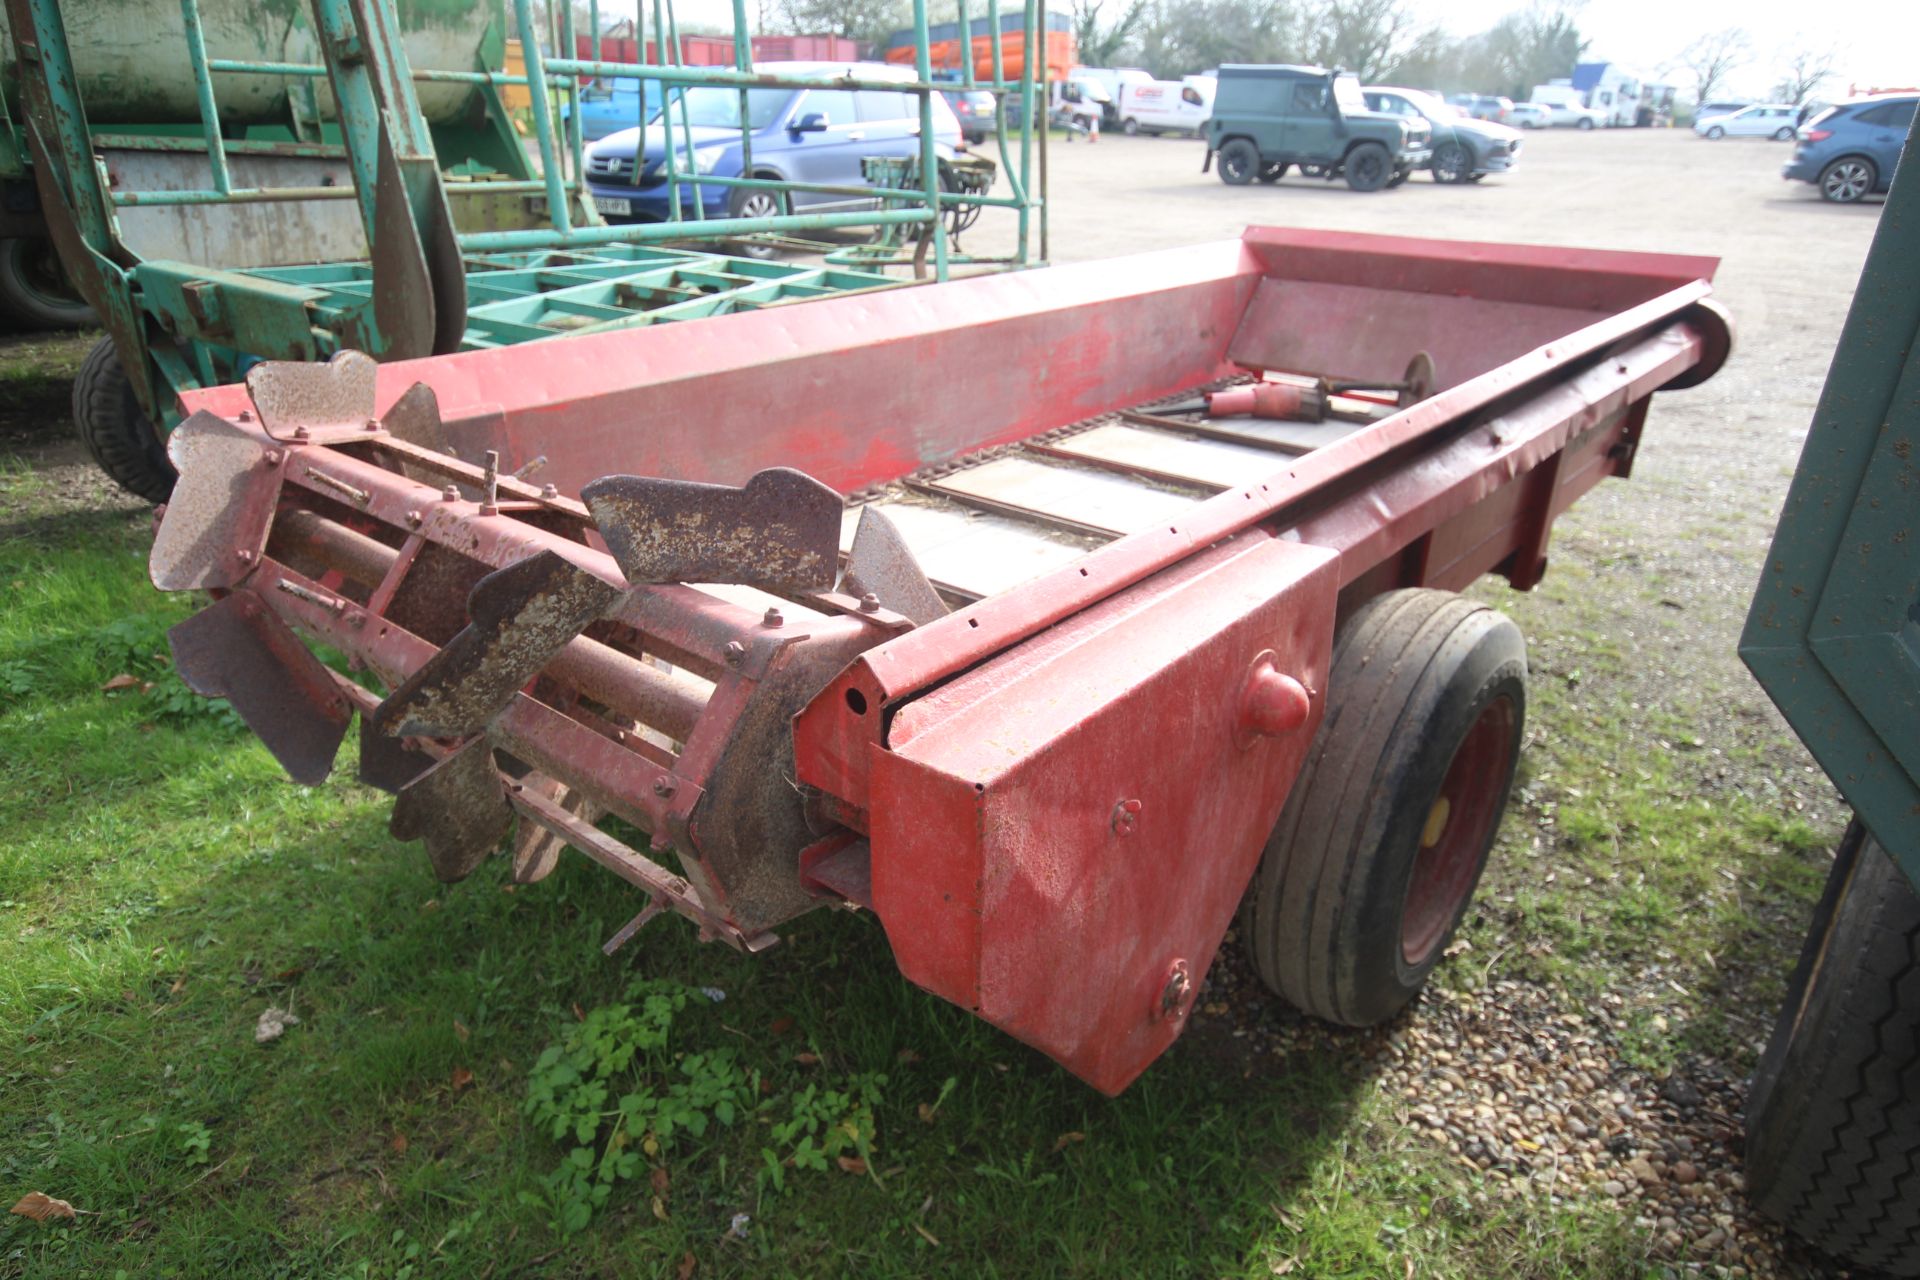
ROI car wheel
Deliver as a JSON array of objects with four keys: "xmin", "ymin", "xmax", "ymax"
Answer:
[
  {"xmin": 1819, "ymin": 156, "xmax": 1877, "ymax": 203},
  {"xmin": 1217, "ymin": 139, "xmax": 1259, "ymax": 186},
  {"xmin": 728, "ymin": 186, "xmax": 788, "ymax": 259},
  {"xmin": 1431, "ymin": 142, "xmax": 1472, "ymax": 184},
  {"xmin": 1385, "ymin": 166, "xmax": 1410, "ymax": 188},
  {"xmin": 1122, "ymin": 117, "xmax": 1140, "ymax": 136},
  {"xmin": 1343, "ymin": 141, "xmax": 1391, "ymax": 192},
  {"xmin": 1577, "ymin": 117, "xmax": 1595, "ymax": 131},
  {"xmin": 1772, "ymin": 126, "xmax": 1795, "ymax": 141},
  {"xmin": 1705, "ymin": 125, "xmax": 1725, "ymax": 139},
  {"xmin": 1257, "ymin": 162, "xmax": 1288, "ymax": 184},
  {"xmin": 73, "ymin": 336, "xmax": 173, "ymax": 502}
]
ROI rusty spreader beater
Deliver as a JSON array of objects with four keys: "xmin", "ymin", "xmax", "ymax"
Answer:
[{"xmin": 151, "ymin": 228, "xmax": 1729, "ymax": 1092}]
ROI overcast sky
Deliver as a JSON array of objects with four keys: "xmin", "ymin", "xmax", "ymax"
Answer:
[{"xmin": 598, "ymin": 0, "xmax": 1915, "ymax": 101}]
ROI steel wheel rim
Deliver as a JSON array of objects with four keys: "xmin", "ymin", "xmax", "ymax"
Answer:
[
  {"xmin": 1825, "ymin": 163, "xmax": 1868, "ymax": 201},
  {"xmin": 1355, "ymin": 152, "xmax": 1383, "ymax": 184},
  {"xmin": 1435, "ymin": 145, "xmax": 1466, "ymax": 181},
  {"xmin": 1400, "ymin": 695, "xmax": 1516, "ymax": 966},
  {"xmin": 739, "ymin": 192, "xmax": 781, "ymax": 219},
  {"xmin": 1222, "ymin": 147, "xmax": 1251, "ymax": 180}
]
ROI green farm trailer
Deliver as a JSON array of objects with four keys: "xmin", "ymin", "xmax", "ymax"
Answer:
[
  {"xmin": 1739, "ymin": 116, "xmax": 1919, "ymax": 1273},
  {"xmin": 3, "ymin": 0, "xmax": 1042, "ymax": 501}
]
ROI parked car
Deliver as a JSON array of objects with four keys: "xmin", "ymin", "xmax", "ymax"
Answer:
[
  {"xmin": 1693, "ymin": 99, "xmax": 1751, "ymax": 124},
  {"xmin": 1207, "ymin": 64, "xmax": 1431, "ymax": 192},
  {"xmin": 1116, "ymin": 75, "xmax": 1216, "ymax": 136},
  {"xmin": 1782, "ymin": 93, "xmax": 1918, "ymax": 203},
  {"xmin": 941, "ymin": 88, "xmax": 998, "ymax": 144},
  {"xmin": 1450, "ymin": 94, "xmax": 1513, "ymax": 123},
  {"xmin": 1531, "ymin": 94, "xmax": 1607, "ymax": 129},
  {"xmin": 563, "ymin": 79, "xmax": 663, "ymax": 143},
  {"xmin": 584, "ymin": 62, "xmax": 962, "ymax": 255},
  {"xmin": 1364, "ymin": 87, "xmax": 1522, "ymax": 183},
  {"xmin": 1695, "ymin": 103, "xmax": 1797, "ymax": 140},
  {"xmin": 1508, "ymin": 102, "xmax": 1550, "ymax": 129}
]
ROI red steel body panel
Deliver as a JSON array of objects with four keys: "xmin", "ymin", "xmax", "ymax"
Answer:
[{"xmin": 871, "ymin": 534, "xmax": 1339, "ymax": 1093}]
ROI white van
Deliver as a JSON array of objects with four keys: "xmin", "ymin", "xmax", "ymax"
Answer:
[{"xmin": 1117, "ymin": 75, "xmax": 1215, "ymax": 137}]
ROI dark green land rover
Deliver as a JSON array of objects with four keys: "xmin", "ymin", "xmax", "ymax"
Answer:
[{"xmin": 1205, "ymin": 65, "xmax": 1432, "ymax": 192}]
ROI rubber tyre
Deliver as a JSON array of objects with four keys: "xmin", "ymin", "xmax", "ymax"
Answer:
[
  {"xmin": 1706, "ymin": 125, "xmax": 1725, "ymax": 139},
  {"xmin": 1122, "ymin": 117, "xmax": 1140, "ymax": 136},
  {"xmin": 0, "ymin": 236, "xmax": 94, "ymax": 329},
  {"xmin": 1217, "ymin": 139, "xmax": 1258, "ymax": 186},
  {"xmin": 1773, "ymin": 126, "xmax": 1795, "ymax": 141},
  {"xmin": 1745, "ymin": 823, "xmax": 1920, "ymax": 1276},
  {"xmin": 1386, "ymin": 167, "xmax": 1411, "ymax": 188},
  {"xmin": 72, "ymin": 336, "xmax": 172, "ymax": 503},
  {"xmin": 728, "ymin": 185, "xmax": 788, "ymax": 260},
  {"xmin": 1258, "ymin": 162, "xmax": 1288, "ymax": 184},
  {"xmin": 1239, "ymin": 589, "xmax": 1527, "ymax": 1026},
  {"xmin": 1820, "ymin": 157, "xmax": 1877, "ymax": 204},
  {"xmin": 1431, "ymin": 142, "xmax": 1473, "ymax": 184},
  {"xmin": 1577, "ymin": 117, "xmax": 1595, "ymax": 131},
  {"xmin": 1344, "ymin": 142, "xmax": 1392, "ymax": 192}
]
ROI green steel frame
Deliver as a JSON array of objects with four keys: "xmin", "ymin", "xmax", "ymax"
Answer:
[
  {"xmin": 1740, "ymin": 116, "xmax": 1920, "ymax": 887},
  {"xmin": 3, "ymin": 0, "xmax": 1041, "ymax": 434}
]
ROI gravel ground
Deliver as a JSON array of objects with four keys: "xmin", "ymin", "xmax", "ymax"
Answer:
[{"xmin": 3, "ymin": 128, "xmax": 1893, "ymax": 1274}]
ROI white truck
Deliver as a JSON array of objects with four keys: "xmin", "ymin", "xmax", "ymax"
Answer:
[{"xmin": 1116, "ymin": 74, "xmax": 1215, "ymax": 136}]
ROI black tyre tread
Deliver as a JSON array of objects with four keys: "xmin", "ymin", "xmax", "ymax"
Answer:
[
  {"xmin": 71, "ymin": 336, "xmax": 172, "ymax": 503},
  {"xmin": 1242, "ymin": 589, "xmax": 1524, "ymax": 1025},
  {"xmin": 0, "ymin": 237, "xmax": 94, "ymax": 329},
  {"xmin": 1746, "ymin": 830, "xmax": 1920, "ymax": 1276}
]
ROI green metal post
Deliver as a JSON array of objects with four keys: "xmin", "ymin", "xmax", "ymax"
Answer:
[
  {"xmin": 730, "ymin": 0, "xmax": 753, "ymax": 191},
  {"xmin": 510, "ymin": 0, "xmax": 572, "ymax": 234},
  {"xmin": 177, "ymin": 0, "xmax": 232, "ymax": 196},
  {"xmin": 910, "ymin": 0, "xmax": 946, "ymax": 278},
  {"xmin": 664, "ymin": 0, "xmax": 704, "ymax": 220},
  {"xmin": 652, "ymin": 0, "xmax": 679, "ymax": 220}
]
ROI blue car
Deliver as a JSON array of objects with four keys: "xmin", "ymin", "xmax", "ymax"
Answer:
[
  {"xmin": 583, "ymin": 61, "xmax": 962, "ymax": 253},
  {"xmin": 563, "ymin": 79, "xmax": 662, "ymax": 143},
  {"xmin": 1783, "ymin": 94, "xmax": 1917, "ymax": 203}
]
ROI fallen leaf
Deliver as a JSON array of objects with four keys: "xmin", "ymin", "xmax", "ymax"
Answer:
[
  {"xmin": 912, "ymin": 1223, "xmax": 941, "ymax": 1247},
  {"xmin": 274, "ymin": 967, "xmax": 304, "ymax": 983},
  {"xmin": 450, "ymin": 1066, "xmax": 474, "ymax": 1092},
  {"xmin": 571, "ymin": 1002, "xmax": 587, "ymax": 1022},
  {"xmin": 254, "ymin": 1007, "xmax": 300, "ymax": 1044},
  {"xmin": 794, "ymin": 1052, "xmax": 821, "ymax": 1067},
  {"xmin": 1268, "ymin": 1258, "xmax": 1296, "ymax": 1276},
  {"xmin": 420, "ymin": 899, "xmax": 439, "ymax": 913},
  {"xmin": 642, "ymin": 1134, "xmax": 660, "ymax": 1157},
  {"xmin": 896, "ymin": 1049, "xmax": 922, "ymax": 1065},
  {"xmin": 650, "ymin": 1196, "xmax": 668, "ymax": 1222},
  {"xmin": 101, "ymin": 674, "xmax": 138, "ymax": 692},
  {"xmin": 675, "ymin": 1252, "xmax": 697, "ymax": 1280},
  {"xmin": 650, "ymin": 1166, "xmax": 670, "ymax": 1196},
  {"xmin": 916, "ymin": 1103, "xmax": 937, "ymax": 1125},
  {"xmin": 11, "ymin": 1192, "xmax": 77, "ymax": 1222},
  {"xmin": 769, "ymin": 1016, "xmax": 796, "ymax": 1036},
  {"xmin": 1051, "ymin": 1131, "xmax": 1086, "ymax": 1153},
  {"xmin": 453, "ymin": 1019, "xmax": 470, "ymax": 1043},
  {"xmin": 168, "ymin": 975, "xmax": 187, "ymax": 996},
  {"xmin": 835, "ymin": 1155, "xmax": 867, "ymax": 1175},
  {"xmin": 390, "ymin": 1133, "xmax": 409, "ymax": 1155}
]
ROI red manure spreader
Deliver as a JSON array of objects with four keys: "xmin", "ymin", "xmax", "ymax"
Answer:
[{"xmin": 151, "ymin": 227, "xmax": 1728, "ymax": 1093}]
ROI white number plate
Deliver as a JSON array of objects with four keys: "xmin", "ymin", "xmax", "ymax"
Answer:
[{"xmin": 529, "ymin": 195, "xmax": 632, "ymax": 216}]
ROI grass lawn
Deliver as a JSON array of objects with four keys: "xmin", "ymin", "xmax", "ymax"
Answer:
[{"xmin": 0, "ymin": 346, "xmax": 1839, "ymax": 1279}]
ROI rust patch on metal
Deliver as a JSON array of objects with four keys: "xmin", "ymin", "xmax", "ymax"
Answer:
[
  {"xmin": 390, "ymin": 736, "xmax": 513, "ymax": 883},
  {"xmin": 582, "ymin": 467, "xmax": 843, "ymax": 591},
  {"xmin": 168, "ymin": 590, "xmax": 352, "ymax": 784},
  {"xmin": 839, "ymin": 505, "xmax": 948, "ymax": 626},
  {"xmin": 245, "ymin": 350, "xmax": 379, "ymax": 443},
  {"xmin": 150, "ymin": 411, "xmax": 280, "ymax": 591},
  {"xmin": 373, "ymin": 551, "xmax": 623, "ymax": 738}
]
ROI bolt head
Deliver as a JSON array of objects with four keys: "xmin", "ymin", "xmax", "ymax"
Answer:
[
  {"xmin": 237, "ymin": 409, "xmax": 253, "ymax": 423},
  {"xmin": 541, "ymin": 483, "xmax": 559, "ymax": 499},
  {"xmin": 235, "ymin": 548, "xmax": 254, "ymax": 563},
  {"xmin": 364, "ymin": 417, "xmax": 381, "ymax": 432},
  {"xmin": 859, "ymin": 592, "xmax": 881, "ymax": 613},
  {"xmin": 442, "ymin": 484, "xmax": 460, "ymax": 501},
  {"xmin": 724, "ymin": 640, "xmax": 747, "ymax": 665},
  {"xmin": 262, "ymin": 449, "xmax": 282, "ymax": 466},
  {"xmin": 293, "ymin": 425, "xmax": 311, "ymax": 440},
  {"xmin": 763, "ymin": 606, "xmax": 784, "ymax": 628},
  {"xmin": 651, "ymin": 777, "xmax": 676, "ymax": 798},
  {"xmin": 405, "ymin": 509, "xmax": 423, "ymax": 527}
]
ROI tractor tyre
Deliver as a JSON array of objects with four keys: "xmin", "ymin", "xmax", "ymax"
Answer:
[
  {"xmin": 72, "ymin": 336, "xmax": 172, "ymax": 503},
  {"xmin": 1745, "ymin": 822, "xmax": 1920, "ymax": 1276},
  {"xmin": 0, "ymin": 236, "xmax": 94, "ymax": 329},
  {"xmin": 1239, "ymin": 589, "xmax": 1526, "ymax": 1026}
]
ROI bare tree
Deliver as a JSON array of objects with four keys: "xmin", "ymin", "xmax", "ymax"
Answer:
[
  {"xmin": 1135, "ymin": 0, "xmax": 1295, "ymax": 78},
  {"xmin": 1677, "ymin": 27, "xmax": 1752, "ymax": 106},
  {"xmin": 1300, "ymin": 0, "xmax": 1426, "ymax": 82},
  {"xmin": 1774, "ymin": 41, "xmax": 1839, "ymax": 107},
  {"xmin": 774, "ymin": 0, "xmax": 906, "ymax": 46},
  {"xmin": 1072, "ymin": 0, "xmax": 1151, "ymax": 68}
]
